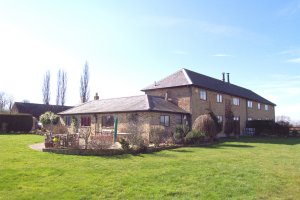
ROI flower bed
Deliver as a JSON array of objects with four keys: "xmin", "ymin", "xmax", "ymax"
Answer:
[{"xmin": 42, "ymin": 145, "xmax": 181, "ymax": 156}]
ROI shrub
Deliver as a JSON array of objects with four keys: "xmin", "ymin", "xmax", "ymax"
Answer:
[
  {"xmin": 119, "ymin": 138, "xmax": 130, "ymax": 151},
  {"xmin": 40, "ymin": 112, "xmax": 59, "ymax": 126},
  {"xmin": 149, "ymin": 125, "xmax": 165, "ymax": 147},
  {"xmin": 192, "ymin": 112, "xmax": 219, "ymax": 141},
  {"xmin": 275, "ymin": 121, "xmax": 290, "ymax": 137},
  {"xmin": 246, "ymin": 120, "xmax": 275, "ymax": 136},
  {"xmin": 173, "ymin": 125, "xmax": 185, "ymax": 143},
  {"xmin": 0, "ymin": 113, "xmax": 33, "ymax": 133},
  {"xmin": 185, "ymin": 130, "xmax": 205, "ymax": 145}
]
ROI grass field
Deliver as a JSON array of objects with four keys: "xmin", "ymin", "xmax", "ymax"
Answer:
[{"xmin": 0, "ymin": 134, "xmax": 299, "ymax": 200}]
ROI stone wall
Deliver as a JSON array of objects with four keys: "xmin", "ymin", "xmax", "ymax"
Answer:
[
  {"xmin": 60, "ymin": 111, "xmax": 185, "ymax": 143},
  {"xmin": 144, "ymin": 86, "xmax": 275, "ymax": 135}
]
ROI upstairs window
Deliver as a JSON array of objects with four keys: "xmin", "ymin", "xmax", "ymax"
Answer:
[
  {"xmin": 258, "ymin": 103, "xmax": 261, "ymax": 110},
  {"xmin": 247, "ymin": 101, "xmax": 253, "ymax": 108},
  {"xmin": 160, "ymin": 115, "xmax": 170, "ymax": 127},
  {"xmin": 81, "ymin": 116, "xmax": 91, "ymax": 126},
  {"xmin": 102, "ymin": 115, "xmax": 114, "ymax": 128},
  {"xmin": 200, "ymin": 89, "xmax": 207, "ymax": 100},
  {"xmin": 175, "ymin": 115, "xmax": 182, "ymax": 124},
  {"xmin": 232, "ymin": 97, "xmax": 240, "ymax": 106},
  {"xmin": 265, "ymin": 105, "xmax": 269, "ymax": 111},
  {"xmin": 216, "ymin": 94, "xmax": 223, "ymax": 103}
]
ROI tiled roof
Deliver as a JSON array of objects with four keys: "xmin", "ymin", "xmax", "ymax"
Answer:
[
  {"xmin": 58, "ymin": 95, "xmax": 188, "ymax": 115},
  {"xmin": 142, "ymin": 68, "xmax": 276, "ymax": 106},
  {"xmin": 13, "ymin": 102, "xmax": 73, "ymax": 119}
]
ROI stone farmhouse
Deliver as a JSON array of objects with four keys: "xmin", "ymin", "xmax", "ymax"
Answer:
[{"xmin": 59, "ymin": 68, "xmax": 275, "ymax": 141}]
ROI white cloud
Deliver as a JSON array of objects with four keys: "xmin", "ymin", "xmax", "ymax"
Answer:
[
  {"xmin": 142, "ymin": 15, "xmax": 242, "ymax": 36},
  {"xmin": 212, "ymin": 54, "xmax": 233, "ymax": 57},
  {"xmin": 287, "ymin": 58, "xmax": 300, "ymax": 63}
]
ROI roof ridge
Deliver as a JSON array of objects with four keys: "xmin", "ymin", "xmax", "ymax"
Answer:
[
  {"xmin": 96, "ymin": 94, "xmax": 145, "ymax": 101},
  {"xmin": 145, "ymin": 95, "xmax": 151, "ymax": 110},
  {"xmin": 182, "ymin": 68, "xmax": 193, "ymax": 84}
]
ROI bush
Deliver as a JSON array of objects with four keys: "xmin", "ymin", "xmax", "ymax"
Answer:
[
  {"xmin": 119, "ymin": 138, "xmax": 130, "ymax": 151},
  {"xmin": 246, "ymin": 120, "xmax": 275, "ymax": 136},
  {"xmin": 40, "ymin": 112, "xmax": 59, "ymax": 126},
  {"xmin": 185, "ymin": 130, "xmax": 205, "ymax": 145},
  {"xmin": 89, "ymin": 135, "xmax": 113, "ymax": 149},
  {"xmin": 0, "ymin": 113, "xmax": 33, "ymax": 133},
  {"xmin": 275, "ymin": 121, "xmax": 290, "ymax": 137},
  {"xmin": 173, "ymin": 125, "xmax": 185, "ymax": 143},
  {"xmin": 149, "ymin": 125, "xmax": 165, "ymax": 147},
  {"xmin": 192, "ymin": 113, "xmax": 219, "ymax": 140}
]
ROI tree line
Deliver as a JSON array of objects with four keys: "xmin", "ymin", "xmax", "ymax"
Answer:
[{"xmin": 42, "ymin": 61, "xmax": 90, "ymax": 106}]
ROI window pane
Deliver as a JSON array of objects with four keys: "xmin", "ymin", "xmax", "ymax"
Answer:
[
  {"xmin": 200, "ymin": 90, "xmax": 207, "ymax": 100},
  {"xmin": 165, "ymin": 116, "xmax": 170, "ymax": 126},
  {"xmin": 176, "ymin": 115, "xmax": 182, "ymax": 124},
  {"xmin": 102, "ymin": 115, "xmax": 114, "ymax": 127},
  {"xmin": 160, "ymin": 116, "xmax": 165, "ymax": 125}
]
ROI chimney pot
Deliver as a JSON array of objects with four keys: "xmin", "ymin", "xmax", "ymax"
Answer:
[
  {"xmin": 222, "ymin": 72, "xmax": 225, "ymax": 82},
  {"xmin": 94, "ymin": 93, "xmax": 99, "ymax": 100},
  {"xmin": 227, "ymin": 73, "xmax": 230, "ymax": 83}
]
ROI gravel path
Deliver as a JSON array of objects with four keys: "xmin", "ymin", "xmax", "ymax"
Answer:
[{"xmin": 29, "ymin": 143, "xmax": 45, "ymax": 151}]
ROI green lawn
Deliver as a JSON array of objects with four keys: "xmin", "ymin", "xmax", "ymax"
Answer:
[{"xmin": 0, "ymin": 135, "xmax": 299, "ymax": 200}]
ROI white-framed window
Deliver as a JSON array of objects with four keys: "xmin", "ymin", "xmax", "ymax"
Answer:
[
  {"xmin": 265, "ymin": 105, "xmax": 269, "ymax": 111},
  {"xmin": 247, "ymin": 101, "xmax": 253, "ymax": 108},
  {"xmin": 247, "ymin": 117, "xmax": 253, "ymax": 121},
  {"xmin": 200, "ymin": 89, "xmax": 207, "ymax": 100},
  {"xmin": 217, "ymin": 115, "xmax": 223, "ymax": 123},
  {"xmin": 160, "ymin": 115, "xmax": 170, "ymax": 127},
  {"xmin": 232, "ymin": 97, "xmax": 240, "ymax": 106},
  {"xmin": 258, "ymin": 103, "xmax": 261, "ymax": 110},
  {"xmin": 233, "ymin": 116, "xmax": 240, "ymax": 121},
  {"xmin": 216, "ymin": 94, "xmax": 223, "ymax": 103}
]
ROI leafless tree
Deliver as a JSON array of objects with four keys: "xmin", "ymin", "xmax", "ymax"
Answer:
[
  {"xmin": 42, "ymin": 70, "xmax": 51, "ymax": 105},
  {"xmin": 0, "ymin": 92, "xmax": 7, "ymax": 112},
  {"xmin": 7, "ymin": 95, "xmax": 14, "ymax": 113},
  {"xmin": 56, "ymin": 69, "xmax": 61, "ymax": 105},
  {"xmin": 56, "ymin": 69, "xmax": 68, "ymax": 106},
  {"xmin": 60, "ymin": 70, "xmax": 67, "ymax": 106},
  {"xmin": 80, "ymin": 62, "xmax": 90, "ymax": 103}
]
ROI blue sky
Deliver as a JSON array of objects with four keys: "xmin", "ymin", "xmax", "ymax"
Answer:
[{"xmin": 0, "ymin": 0, "xmax": 300, "ymax": 121}]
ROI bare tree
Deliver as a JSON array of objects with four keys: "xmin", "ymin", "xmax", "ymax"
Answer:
[
  {"xmin": 60, "ymin": 70, "xmax": 67, "ymax": 106},
  {"xmin": 80, "ymin": 62, "xmax": 90, "ymax": 103},
  {"xmin": 56, "ymin": 69, "xmax": 68, "ymax": 106},
  {"xmin": 0, "ymin": 92, "xmax": 7, "ymax": 112},
  {"xmin": 42, "ymin": 71, "xmax": 51, "ymax": 105},
  {"xmin": 7, "ymin": 95, "xmax": 14, "ymax": 113},
  {"xmin": 56, "ymin": 69, "xmax": 62, "ymax": 105}
]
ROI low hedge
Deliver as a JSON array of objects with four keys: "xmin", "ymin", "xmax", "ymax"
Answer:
[{"xmin": 0, "ymin": 113, "xmax": 33, "ymax": 133}]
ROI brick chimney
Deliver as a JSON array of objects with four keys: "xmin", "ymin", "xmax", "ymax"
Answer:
[{"xmin": 94, "ymin": 93, "xmax": 99, "ymax": 100}]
